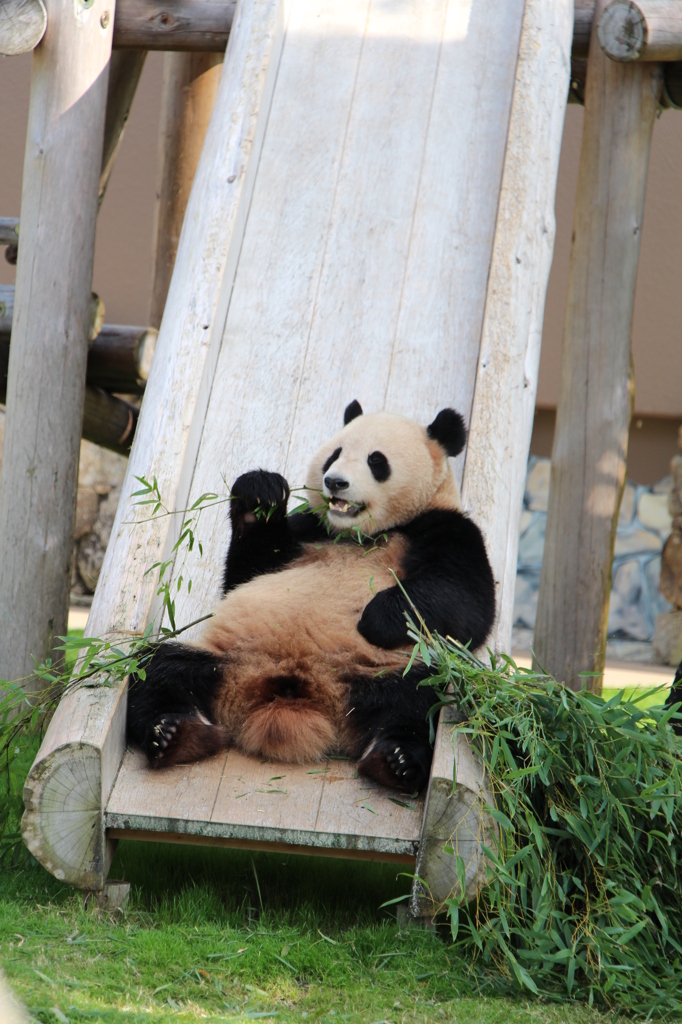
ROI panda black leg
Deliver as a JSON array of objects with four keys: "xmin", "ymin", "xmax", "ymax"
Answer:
[
  {"xmin": 347, "ymin": 667, "xmax": 437, "ymax": 793},
  {"xmin": 126, "ymin": 642, "xmax": 227, "ymax": 767}
]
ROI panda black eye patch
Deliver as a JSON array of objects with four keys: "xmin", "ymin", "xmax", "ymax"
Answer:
[
  {"xmin": 367, "ymin": 451, "xmax": 390, "ymax": 482},
  {"xmin": 322, "ymin": 447, "xmax": 342, "ymax": 474}
]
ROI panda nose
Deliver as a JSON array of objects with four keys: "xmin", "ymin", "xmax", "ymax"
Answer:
[{"xmin": 324, "ymin": 475, "xmax": 349, "ymax": 494}]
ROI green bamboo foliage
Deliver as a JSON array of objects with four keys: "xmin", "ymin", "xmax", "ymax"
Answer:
[{"xmin": 418, "ymin": 633, "xmax": 682, "ymax": 1015}]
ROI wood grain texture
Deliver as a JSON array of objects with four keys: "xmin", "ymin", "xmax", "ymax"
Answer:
[
  {"xmin": 106, "ymin": 747, "xmax": 423, "ymax": 857},
  {"xmin": 534, "ymin": 0, "xmax": 662, "ymax": 690},
  {"xmin": 0, "ymin": 0, "xmax": 116, "ymax": 685},
  {"xmin": 149, "ymin": 51, "xmax": 224, "ymax": 330},
  {"xmin": 22, "ymin": 0, "xmax": 287, "ymax": 890},
  {"xmin": 168, "ymin": 0, "xmax": 526, "ymax": 633},
  {"xmin": 599, "ymin": 0, "xmax": 682, "ymax": 61},
  {"xmin": 113, "ymin": 0, "xmax": 236, "ymax": 51},
  {"xmin": 462, "ymin": 0, "xmax": 573, "ymax": 654},
  {"xmin": 0, "ymin": 0, "xmax": 46, "ymax": 55},
  {"xmin": 411, "ymin": 710, "xmax": 497, "ymax": 914}
]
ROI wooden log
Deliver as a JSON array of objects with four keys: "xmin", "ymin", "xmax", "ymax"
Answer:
[
  {"xmin": 0, "ymin": 0, "xmax": 116, "ymax": 685},
  {"xmin": 87, "ymin": 324, "xmax": 157, "ymax": 393},
  {"xmin": 99, "ymin": 50, "xmax": 148, "ymax": 206},
  {"xmin": 2, "ymin": 326, "xmax": 155, "ymax": 401},
  {"xmin": 599, "ymin": 0, "xmax": 682, "ymax": 62},
  {"xmin": 82, "ymin": 388, "xmax": 138, "ymax": 454},
  {"xmin": 113, "ymin": 0, "xmax": 235, "ymax": 51},
  {"xmin": 22, "ymin": 0, "xmax": 287, "ymax": 889},
  {"xmin": 0, "ymin": 286, "xmax": 104, "ymax": 344},
  {"xmin": 411, "ymin": 709, "xmax": 498, "ymax": 915},
  {"xmin": 462, "ymin": 0, "xmax": 573, "ymax": 653},
  {"xmin": 0, "ymin": 0, "xmax": 47, "ymax": 55},
  {"xmin": 533, "ymin": 0, "xmax": 662, "ymax": 691},
  {"xmin": 149, "ymin": 51, "xmax": 223, "ymax": 329},
  {"xmin": 574, "ymin": 0, "xmax": 597, "ymax": 57},
  {"xmin": 0, "ymin": 219, "xmax": 19, "ymax": 247}
]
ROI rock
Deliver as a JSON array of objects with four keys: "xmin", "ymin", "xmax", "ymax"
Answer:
[
  {"xmin": 653, "ymin": 474, "xmax": 672, "ymax": 495},
  {"xmin": 637, "ymin": 492, "xmax": 672, "ymax": 536},
  {"xmin": 513, "ymin": 569, "xmax": 540, "ymax": 630},
  {"xmin": 519, "ymin": 509, "xmax": 533, "ymax": 536},
  {"xmin": 653, "ymin": 610, "xmax": 682, "ymax": 666},
  {"xmin": 643, "ymin": 555, "xmax": 672, "ymax": 620},
  {"xmin": 618, "ymin": 482, "xmax": 636, "ymax": 527},
  {"xmin": 524, "ymin": 458, "xmax": 550, "ymax": 512},
  {"xmin": 74, "ymin": 487, "xmax": 99, "ymax": 540},
  {"xmin": 517, "ymin": 514, "xmax": 546, "ymax": 569},
  {"xmin": 75, "ymin": 486, "xmax": 121, "ymax": 593},
  {"xmin": 660, "ymin": 531, "xmax": 682, "ymax": 607},
  {"xmin": 613, "ymin": 528, "xmax": 661, "ymax": 558},
  {"xmin": 608, "ymin": 560, "xmax": 651, "ymax": 641}
]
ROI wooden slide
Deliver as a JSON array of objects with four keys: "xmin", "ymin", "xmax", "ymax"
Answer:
[{"xmin": 22, "ymin": 0, "xmax": 572, "ymax": 914}]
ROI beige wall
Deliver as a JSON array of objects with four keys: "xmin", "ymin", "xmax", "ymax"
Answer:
[
  {"xmin": 540, "ymin": 105, "xmax": 682, "ymax": 418},
  {"xmin": 1, "ymin": 55, "xmax": 681, "ymax": 465},
  {"xmin": 0, "ymin": 52, "xmax": 164, "ymax": 324}
]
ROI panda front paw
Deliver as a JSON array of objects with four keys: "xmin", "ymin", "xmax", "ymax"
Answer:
[
  {"xmin": 358, "ymin": 736, "xmax": 432, "ymax": 792},
  {"xmin": 230, "ymin": 470, "xmax": 290, "ymax": 530},
  {"xmin": 144, "ymin": 714, "xmax": 228, "ymax": 768},
  {"xmin": 357, "ymin": 587, "xmax": 409, "ymax": 649}
]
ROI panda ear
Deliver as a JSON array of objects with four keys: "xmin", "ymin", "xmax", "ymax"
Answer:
[
  {"xmin": 344, "ymin": 400, "xmax": 363, "ymax": 425},
  {"xmin": 427, "ymin": 409, "xmax": 467, "ymax": 457}
]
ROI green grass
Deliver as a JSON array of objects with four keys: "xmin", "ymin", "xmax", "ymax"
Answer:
[{"xmin": 0, "ymin": 843, "xmax": 618, "ymax": 1024}]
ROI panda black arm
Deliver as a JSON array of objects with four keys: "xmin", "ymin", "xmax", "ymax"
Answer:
[
  {"xmin": 357, "ymin": 509, "xmax": 495, "ymax": 650},
  {"xmin": 223, "ymin": 470, "xmax": 327, "ymax": 593}
]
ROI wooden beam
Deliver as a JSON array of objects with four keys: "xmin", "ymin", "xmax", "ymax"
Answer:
[
  {"xmin": 0, "ymin": 0, "xmax": 116, "ymax": 685},
  {"xmin": 534, "ymin": 0, "xmax": 662, "ymax": 691},
  {"xmin": 0, "ymin": 0, "xmax": 46, "ymax": 55},
  {"xmin": 82, "ymin": 387, "xmax": 139, "ymax": 455},
  {"xmin": 99, "ymin": 50, "xmax": 148, "ymax": 206},
  {"xmin": 0, "ymin": 319, "xmax": 157, "ymax": 396},
  {"xmin": 113, "ymin": 0, "xmax": 235, "ymax": 51},
  {"xmin": 599, "ymin": 0, "xmax": 682, "ymax": 62},
  {"xmin": 149, "ymin": 52, "xmax": 223, "ymax": 329},
  {"xmin": 0, "ymin": 219, "xmax": 19, "ymax": 247}
]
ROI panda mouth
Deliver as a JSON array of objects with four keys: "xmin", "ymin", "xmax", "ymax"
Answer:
[{"xmin": 328, "ymin": 497, "xmax": 366, "ymax": 518}]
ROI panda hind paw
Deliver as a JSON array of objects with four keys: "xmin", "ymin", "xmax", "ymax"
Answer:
[
  {"xmin": 358, "ymin": 738, "xmax": 431, "ymax": 793},
  {"xmin": 145, "ymin": 714, "xmax": 228, "ymax": 768}
]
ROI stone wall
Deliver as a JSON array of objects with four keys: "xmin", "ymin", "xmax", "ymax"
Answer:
[{"xmin": 513, "ymin": 456, "xmax": 673, "ymax": 661}]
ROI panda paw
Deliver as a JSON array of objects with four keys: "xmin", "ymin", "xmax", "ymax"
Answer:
[
  {"xmin": 144, "ymin": 714, "xmax": 228, "ymax": 768},
  {"xmin": 357, "ymin": 588, "xmax": 409, "ymax": 649},
  {"xmin": 230, "ymin": 470, "xmax": 290, "ymax": 528},
  {"xmin": 358, "ymin": 737, "xmax": 431, "ymax": 792}
]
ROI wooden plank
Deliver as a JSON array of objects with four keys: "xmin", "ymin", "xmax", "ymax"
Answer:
[
  {"xmin": 99, "ymin": 50, "xmax": 148, "ymax": 206},
  {"xmin": 599, "ymin": 0, "xmax": 682, "ymax": 62},
  {"xmin": 105, "ymin": 748, "xmax": 422, "ymax": 857},
  {"xmin": 534, "ymin": 0, "xmax": 662, "ymax": 690},
  {"xmin": 0, "ymin": 0, "xmax": 116, "ymax": 685},
  {"xmin": 168, "ymin": 0, "xmax": 526, "ymax": 632},
  {"xmin": 106, "ymin": 747, "xmax": 228, "ymax": 822},
  {"xmin": 462, "ymin": 0, "xmax": 573, "ymax": 653},
  {"xmin": 113, "ymin": 0, "xmax": 235, "ymax": 51},
  {"xmin": 149, "ymin": 52, "xmax": 224, "ymax": 329},
  {"xmin": 22, "ymin": 0, "xmax": 289, "ymax": 890},
  {"xmin": 0, "ymin": 0, "xmax": 46, "ymax": 55}
]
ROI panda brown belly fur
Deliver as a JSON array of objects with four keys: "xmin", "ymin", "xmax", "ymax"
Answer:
[{"xmin": 199, "ymin": 534, "xmax": 410, "ymax": 763}]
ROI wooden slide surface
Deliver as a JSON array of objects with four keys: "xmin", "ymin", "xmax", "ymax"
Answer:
[{"xmin": 22, "ymin": 0, "xmax": 572, "ymax": 892}]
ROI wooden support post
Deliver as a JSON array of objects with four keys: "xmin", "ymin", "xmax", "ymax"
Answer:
[
  {"xmin": 534, "ymin": 0, "xmax": 662, "ymax": 691},
  {"xmin": 113, "ymin": 0, "xmax": 235, "ymax": 51},
  {"xmin": 0, "ymin": 0, "xmax": 116, "ymax": 684},
  {"xmin": 599, "ymin": 0, "xmax": 682, "ymax": 62},
  {"xmin": 99, "ymin": 49, "xmax": 147, "ymax": 205},
  {"xmin": 149, "ymin": 51, "xmax": 224, "ymax": 329}
]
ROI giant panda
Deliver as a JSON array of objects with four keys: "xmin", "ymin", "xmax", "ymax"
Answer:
[{"xmin": 126, "ymin": 402, "xmax": 495, "ymax": 791}]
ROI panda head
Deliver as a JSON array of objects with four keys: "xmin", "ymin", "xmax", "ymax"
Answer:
[{"xmin": 305, "ymin": 401, "xmax": 466, "ymax": 536}]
